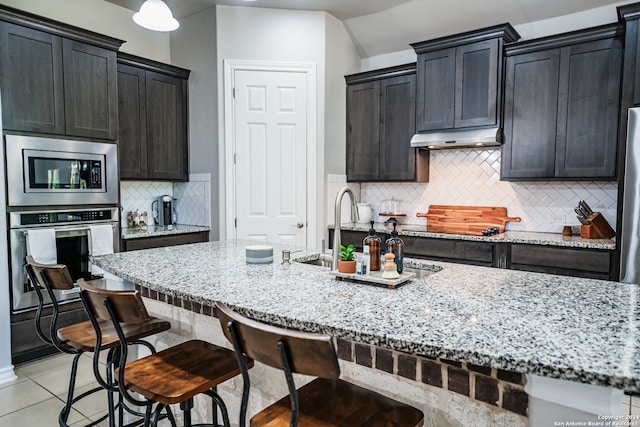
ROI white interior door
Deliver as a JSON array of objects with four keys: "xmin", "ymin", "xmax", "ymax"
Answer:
[{"xmin": 234, "ymin": 69, "xmax": 307, "ymax": 246}]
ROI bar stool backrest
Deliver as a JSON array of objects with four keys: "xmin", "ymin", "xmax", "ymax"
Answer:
[
  {"xmin": 216, "ymin": 302, "xmax": 340, "ymax": 379},
  {"xmin": 25, "ymin": 255, "xmax": 74, "ymax": 291},
  {"xmin": 78, "ymin": 279, "xmax": 151, "ymax": 325}
]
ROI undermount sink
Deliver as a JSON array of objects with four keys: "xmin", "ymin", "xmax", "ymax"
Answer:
[
  {"xmin": 295, "ymin": 257, "xmax": 441, "ymax": 278},
  {"xmin": 296, "ymin": 257, "xmax": 332, "ymax": 268}
]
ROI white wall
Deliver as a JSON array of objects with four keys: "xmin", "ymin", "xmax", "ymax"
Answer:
[
  {"xmin": 170, "ymin": 6, "xmax": 218, "ymax": 238},
  {"xmin": 216, "ymin": 5, "xmax": 357, "ymax": 247},
  {"xmin": 0, "ymin": 0, "xmax": 171, "ymax": 63},
  {"xmin": 323, "ymin": 15, "xmax": 361, "ymax": 236}
]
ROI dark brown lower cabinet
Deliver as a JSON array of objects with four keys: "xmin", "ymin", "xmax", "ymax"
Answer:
[
  {"xmin": 401, "ymin": 236, "xmax": 495, "ymax": 267},
  {"xmin": 509, "ymin": 244, "xmax": 613, "ymax": 280},
  {"xmin": 328, "ymin": 230, "xmax": 369, "ymax": 252},
  {"xmin": 11, "ymin": 301, "xmax": 87, "ymax": 365},
  {"xmin": 328, "ymin": 228, "xmax": 615, "ymax": 280},
  {"xmin": 122, "ymin": 231, "xmax": 209, "ymax": 251}
]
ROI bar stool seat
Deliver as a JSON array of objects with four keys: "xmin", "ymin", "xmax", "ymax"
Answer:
[
  {"xmin": 119, "ymin": 340, "xmax": 243, "ymax": 405},
  {"xmin": 251, "ymin": 377, "xmax": 423, "ymax": 427},
  {"xmin": 78, "ymin": 279, "xmax": 252, "ymax": 427},
  {"xmin": 58, "ymin": 317, "xmax": 171, "ymax": 352},
  {"xmin": 215, "ymin": 302, "xmax": 424, "ymax": 427}
]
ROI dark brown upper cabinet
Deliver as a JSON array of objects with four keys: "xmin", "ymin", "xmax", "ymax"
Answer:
[
  {"xmin": 63, "ymin": 40, "xmax": 118, "ymax": 139},
  {"xmin": 501, "ymin": 24, "xmax": 623, "ymax": 181},
  {"xmin": 618, "ymin": 3, "xmax": 640, "ymax": 108},
  {"xmin": 345, "ymin": 64, "xmax": 428, "ymax": 182},
  {"xmin": 117, "ymin": 53, "xmax": 190, "ymax": 181},
  {"xmin": 411, "ymin": 24, "xmax": 520, "ymax": 133},
  {"xmin": 0, "ymin": 5, "xmax": 122, "ymax": 139}
]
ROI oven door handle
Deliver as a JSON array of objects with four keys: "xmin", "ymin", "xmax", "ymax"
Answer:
[{"xmin": 21, "ymin": 223, "xmax": 117, "ymax": 235}]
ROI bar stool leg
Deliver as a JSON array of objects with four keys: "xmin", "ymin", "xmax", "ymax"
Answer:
[
  {"xmin": 211, "ymin": 386, "xmax": 218, "ymax": 427},
  {"xmin": 58, "ymin": 352, "xmax": 82, "ymax": 426},
  {"xmin": 180, "ymin": 399, "xmax": 193, "ymax": 427},
  {"xmin": 204, "ymin": 390, "xmax": 231, "ymax": 427},
  {"xmin": 105, "ymin": 360, "xmax": 116, "ymax": 427},
  {"xmin": 149, "ymin": 403, "xmax": 165, "ymax": 427}
]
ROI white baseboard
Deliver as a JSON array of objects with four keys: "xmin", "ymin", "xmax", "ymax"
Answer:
[{"xmin": 0, "ymin": 365, "xmax": 17, "ymax": 386}]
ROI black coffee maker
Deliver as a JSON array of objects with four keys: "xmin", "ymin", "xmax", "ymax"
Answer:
[{"xmin": 152, "ymin": 195, "xmax": 174, "ymax": 227}]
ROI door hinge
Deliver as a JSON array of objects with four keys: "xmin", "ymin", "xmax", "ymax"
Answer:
[
  {"xmin": 232, "ymin": 87, "xmax": 236, "ymax": 98},
  {"xmin": 233, "ymin": 153, "xmax": 237, "ymax": 164},
  {"xmin": 234, "ymin": 218, "xmax": 237, "ymax": 228}
]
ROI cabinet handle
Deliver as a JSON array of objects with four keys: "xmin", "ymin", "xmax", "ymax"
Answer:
[{"xmin": 292, "ymin": 222, "xmax": 304, "ymax": 228}]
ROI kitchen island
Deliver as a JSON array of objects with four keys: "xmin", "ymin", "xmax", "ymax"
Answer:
[{"xmin": 93, "ymin": 240, "xmax": 638, "ymax": 426}]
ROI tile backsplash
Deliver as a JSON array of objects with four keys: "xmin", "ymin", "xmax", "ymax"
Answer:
[
  {"xmin": 120, "ymin": 174, "xmax": 211, "ymax": 228},
  {"xmin": 329, "ymin": 149, "xmax": 617, "ymax": 234},
  {"xmin": 174, "ymin": 174, "xmax": 211, "ymax": 227}
]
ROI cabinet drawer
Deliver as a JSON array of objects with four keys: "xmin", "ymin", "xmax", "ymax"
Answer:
[
  {"xmin": 402, "ymin": 236, "xmax": 494, "ymax": 265},
  {"xmin": 328, "ymin": 229, "xmax": 369, "ymax": 252},
  {"xmin": 510, "ymin": 244, "xmax": 611, "ymax": 277},
  {"xmin": 123, "ymin": 231, "xmax": 209, "ymax": 251}
]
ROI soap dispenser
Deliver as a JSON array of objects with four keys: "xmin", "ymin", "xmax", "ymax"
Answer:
[
  {"xmin": 385, "ymin": 223, "xmax": 404, "ymax": 274},
  {"xmin": 363, "ymin": 221, "xmax": 381, "ymax": 271}
]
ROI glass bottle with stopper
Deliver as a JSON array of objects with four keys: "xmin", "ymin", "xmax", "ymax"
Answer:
[
  {"xmin": 363, "ymin": 221, "xmax": 381, "ymax": 271},
  {"xmin": 385, "ymin": 222, "xmax": 404, "ymax": 274}
]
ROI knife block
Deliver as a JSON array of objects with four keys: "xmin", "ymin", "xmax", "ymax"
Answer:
[{"xmin": 580, "ymin": 213, "xmax": 615, "ymax": 239}]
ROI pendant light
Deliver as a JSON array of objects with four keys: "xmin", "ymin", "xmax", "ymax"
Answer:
[{"xmin": 133, "ymin": 0, "xmax": 179, "ymax": 32}]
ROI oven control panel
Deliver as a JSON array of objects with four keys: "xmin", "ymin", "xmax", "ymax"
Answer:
[{"xmin": 20, "ymin": 209, "xmax": 113, "ymax": 226}]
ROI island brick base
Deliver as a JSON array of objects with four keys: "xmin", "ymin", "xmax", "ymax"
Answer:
[
  {"xmin": 139, "ymin": 285, "xmax": 529, "ymax": 420},
  {"xmin": 336, "ymin": 337, "xmax": 528, "ymax": 417}
]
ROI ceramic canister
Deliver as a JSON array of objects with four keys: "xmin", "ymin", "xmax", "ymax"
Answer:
[{"xmin": 357, "ymin": 203, "xmax": 372, "ymax": 223}]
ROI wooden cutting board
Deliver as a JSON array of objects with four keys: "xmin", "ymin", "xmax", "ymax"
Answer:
[{"xmin": 416, "ymin": 205, "xmax": 521, "ymax": 236}]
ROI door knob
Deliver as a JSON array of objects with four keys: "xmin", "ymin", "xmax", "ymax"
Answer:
[{"xmin": 292, "ymin": 222, "xmax": 304, "ymax": 228}]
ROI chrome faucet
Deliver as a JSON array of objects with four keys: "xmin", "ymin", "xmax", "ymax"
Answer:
[{"xmin": 332, "ymin": 187, "xmax": 359, "ymax": 270}]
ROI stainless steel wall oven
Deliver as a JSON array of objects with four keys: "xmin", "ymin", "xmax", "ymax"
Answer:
[
  {"xmin": 8, "ymin": 207, "xmax": 119, "ymax": 313},
  {"xmin": 4, "ymin": 134, "xmax": 120, "ymax": 362}
]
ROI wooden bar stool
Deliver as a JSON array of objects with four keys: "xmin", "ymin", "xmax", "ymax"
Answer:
[
  {"xmin": 215, "ymin": 302, "xmax": 424, "ymax": 427},
  {"xmin": 78, "ymin": 279, "xmax": 251, "ymax": 427},
  {"xmin": 25, "ymin": 256, "xmax": 171, "ymax": 427}
]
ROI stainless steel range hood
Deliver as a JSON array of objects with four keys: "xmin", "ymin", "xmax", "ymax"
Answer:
[{"xmin": 410, "ymin": 127, "xmax": 502, "ymax": 149}]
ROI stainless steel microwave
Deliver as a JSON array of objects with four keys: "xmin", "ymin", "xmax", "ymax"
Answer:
[{"xmin": 5, "ymin": 135, "xmax": 118, "ymax": 206}]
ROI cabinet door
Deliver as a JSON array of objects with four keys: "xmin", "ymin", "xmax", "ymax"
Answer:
[
  {"xmin": 380, "ymin": 74, "xmax": 417, "ymax": 181},
  {"xmin": 415, "ymin": 48, "xmax": 455, "ymax": 132},
  {"xmin": 555, "ymin": 38, "xmax": 622, "ymax": 178},
  {"xmin": 501, "ymin": 50, "xmax": 560, "ymax": 180},
  {"xmin": 455, "ymin": 39, "xmax": 498, "ymax": 128},
  {"xmin": 346, "ymin": 81, "xmax": 380, "ymax": 181},
  {"xmin": 510, "ymin": 244, "xmax": 612, "ymax": 280},
  {"xmin": 146, "ymin": 71, "xmax": 188, "ymax": 181},
  {"xmin": 117, "ymin": 64, "xmax": 147, "ymax": 179},
  {"xmin": 63, "ymin": 39, "xmax": 118, "ymax": 139},
  {"xmin": 0, "ymin": 22, "xmax": 64, "ymax": 134}
]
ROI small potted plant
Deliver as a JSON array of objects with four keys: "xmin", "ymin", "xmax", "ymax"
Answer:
[{"xmin": 338, "ymin": 244, "xmax": 356, "ymax": 274}]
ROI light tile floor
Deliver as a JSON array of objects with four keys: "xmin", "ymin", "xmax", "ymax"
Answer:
[
  {"xmin": 2, "ymin": 351, "xmax": 640, "ymax": 426},
  {"xmin": 0, "ymin": 352, "xmax": 112, "ymax": 427}
]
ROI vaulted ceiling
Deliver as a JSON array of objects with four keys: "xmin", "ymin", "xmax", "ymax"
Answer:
[{"xmin": 106, "ymin": 0, "xmax": 632, "ymax": 57}]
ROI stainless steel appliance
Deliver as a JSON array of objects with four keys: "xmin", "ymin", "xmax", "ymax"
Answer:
[
  {"xmin": 620, "ymin": 107, "xmax": 640, "ymax": 283},
  {"xmin": 5, "ymin": 134, "xmax": 118, "ymax": 206},
  {"xmin": 8, "ymin": 207, "xmax": 119, "ymax": 312}
]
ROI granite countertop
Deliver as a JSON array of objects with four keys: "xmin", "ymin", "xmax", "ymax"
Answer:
[
  {"xmin": 92, "ymin": 239, "xmax": 640, "ymax": 392},
  {"xmin": 121, "ymin": 224, "xmax": 210, "ymax": 240},
  {"xmin": 332, "ymin": 222, "xmax": 616, "ymax": 250}
]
